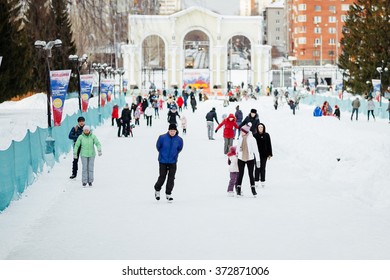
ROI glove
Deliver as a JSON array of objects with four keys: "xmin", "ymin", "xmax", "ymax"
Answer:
[
  {"xmin": 268, "ymin": 156, "xmax": 272, "ymax": 160},
  {"xmin": 215, "ymin": 129, "xmax": 218, "ymax": 133},
  {"xmin": 98, "ymin": 151, "xmax": 102, "ymax": 156},
  {"xmin": 256, "ymin": 161, "xmax": 260, "ymax": 168}
]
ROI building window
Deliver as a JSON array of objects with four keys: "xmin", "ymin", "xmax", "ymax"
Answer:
[
  {"xmin": 298, "ymin": 15, "xmax": 306, "ymax": 22},
  {"xmin": 328, "ymin": 16, "xmax": 336, "ymax": 23},
  {"xmin": 329, "ymin": 38, "xmax": 336, "ymax": 45},
  {"xmin": 314, "ymin": 27, "xmax": 321, "ymax": 34},
  {"xmin": 298, "ymin": 37, "xmax": 306, "ymax": 44},
  {"xmin": 313, "ymin": 50, "xmax": 320, "ymax": 57},
  {"xmin": 276, "ymin": 36, "xmax": 280, "ymax": 41},
  {"xmin": 328, "ymin": 27, "xmax": 336, "ymax": 34},
  {"xmin": 314, "ymin": 16, "xmax": 322, "ymax": 24},
  {"xmin": 314, "ymin": 5, "xmax": 321, "ymax": 12},
  {"xmin": 276, "ymin": 19, "xmax": 280, "ymax": 24},
  {"xmin": 314, "ymin": 38, "xmax": 321, "ymax": 46},
  {"xmin": 300, "ymin": 26, "xmax": 306, "ymax": 33},
  {"xmin": 276, "ymin": 27, "xmax": 280, "ymax": 31},
  {"xmin": 341, "ymin": 15, "xmax": 347, "ymax": 22},
  {"xmin": 328, "ymin": 6, "xmax": 336, "ymax": 12},
  {"xmin": 341, "ymin": 4, "xmax": 350, "ymax": 11},
  {"xmin": 298, "ymin": 4, "xmax": 306, "ymax": 11}
]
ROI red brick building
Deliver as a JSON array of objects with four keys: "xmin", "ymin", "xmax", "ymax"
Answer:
[{"xmin": 286, "ymin": 0, "xmax": 355, "ymax": 66}]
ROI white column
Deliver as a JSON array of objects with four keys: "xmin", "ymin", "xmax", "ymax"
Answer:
[
  {"xmin": 170, "ymin": 46, "xmax": 178, "ymax": 86},
  {"xmin": 129, "ymin": 48, "xmax": 136, "ymax": 86},
  {"xmin": 215, "ymin": 46, "xmax": 222, "ymax": 86}
]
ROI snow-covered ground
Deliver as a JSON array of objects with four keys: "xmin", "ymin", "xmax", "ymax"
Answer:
[{"xmin": 0, "ymin": 93, "xmax": 390, "ymax": 262}]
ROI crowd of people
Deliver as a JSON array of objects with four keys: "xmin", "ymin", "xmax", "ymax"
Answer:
[{"xmin": 67, "ymin": 85, "xmax": 388, "ymax": 200}]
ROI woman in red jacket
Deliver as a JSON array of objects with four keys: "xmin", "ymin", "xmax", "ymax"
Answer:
[
  {"xmin": 111, "ymin": 104, "xmax": 119, "ymax": 126},
  {"xmin": 215, "ymin": 113, "xmax": 239, "ymax": 154}
]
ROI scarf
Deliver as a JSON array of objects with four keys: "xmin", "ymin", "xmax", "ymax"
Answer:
[{"xmin": 241, "ymin": 136, "xmax": 249, "ymax": 161}]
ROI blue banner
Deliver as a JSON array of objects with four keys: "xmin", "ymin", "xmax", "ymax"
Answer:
[
  {"xmin": 80, "ymin": 74, "xmax": 94, "ymax": 112},
  {"xmin": 50, "ymin": 70, "xmax": 71, "ymax": 126}
]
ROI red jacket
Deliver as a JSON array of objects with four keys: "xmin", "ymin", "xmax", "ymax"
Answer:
[
  {"xmin": 112, "ymin": 105, "xmax": 119, "ymax": 118},
  {"xmin": 215, "ymin": 113, "xmax": 238, "ymax": 139},
  {"xmin": 177, "ymin": 96, "xmax": 184, "ymax": 108}
]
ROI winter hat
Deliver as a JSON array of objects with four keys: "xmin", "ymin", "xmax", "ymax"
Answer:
[
  {"xmin": 240, "ymin": 123, "xmax": 251, "ymax": 133},
  {"xmin": 250, "ymin": 108, "xmax": 257, "ymax": 114},
  {"xmin": 227, "ymin": 146, "xmax": 237, "ymax": 157},
  {"xmin": 77, "ymin": 116, "xmax": 85, "ymax": 122},
  {"xmin": 83, "ymin": 125, "xmax": 91, "ymax": 132},
  {"xmin": 168, "ymin": 123, "xmax": 178, "ymax": 131}
]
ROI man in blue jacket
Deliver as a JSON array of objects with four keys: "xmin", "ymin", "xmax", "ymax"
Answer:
[{"xmin": 154, "ymin": 123, "xmax": 184, "ymax": 202}]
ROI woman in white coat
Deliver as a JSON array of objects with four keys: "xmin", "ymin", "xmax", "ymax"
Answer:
[{"xmin": 236, "ymin": 124, "xmax": 260, "ymax": 197}]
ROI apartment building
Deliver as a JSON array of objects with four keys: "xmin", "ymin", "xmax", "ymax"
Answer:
[
  {"xmin": 286, "ymin": 0, "xmax": 354, "ymax": 66},
  {"xmin": 159, "ymin": 0, "xmax": 182, "ymax": 15}
]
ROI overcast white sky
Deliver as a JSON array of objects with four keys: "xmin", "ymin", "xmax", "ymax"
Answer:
[{"xmin": 182, "ymin": 0, "xmax": 239, "ymax": 15}]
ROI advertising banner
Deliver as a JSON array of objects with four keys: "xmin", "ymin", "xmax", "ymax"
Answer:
[
  {"xmin": 183, "ymin": 69, "xmax": 210, "ymax": 92},
  {"xmin": 371, "ymin": 79, "xmax": 381, "ymax": 101},
  {"xmin": 50, "ymin": 70, "xmax": 71, "ymax": 126},
  {"xmin": 100, "ymin": 79, "xmax": 111, "ymax": 107},
  {"xmin": 80, "ymin": 74, "xmax": 94, "ymax": 112},
  {"xmin": 107, "ymin": 79, "xmax": 115, "ymax": 102}
]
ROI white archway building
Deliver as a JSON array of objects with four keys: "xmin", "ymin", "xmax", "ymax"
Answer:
[{"xmin": 121, "ymin": 6, "xmax": 272, "ymax": 91}]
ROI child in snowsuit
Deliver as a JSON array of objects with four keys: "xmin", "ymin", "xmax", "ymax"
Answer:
[
  {"xmin": 227, "ymin": 146, "xmax": 239, "ymax": 196},
  {"xmin": 180, "ymin": 115, "xmax": 187, "ymax": 134}
]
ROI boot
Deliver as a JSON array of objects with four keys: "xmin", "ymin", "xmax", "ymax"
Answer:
[
  {"xmin": 251, "ymin": 186, "xmax": 257, "ymax": 197},
  {"xmin": 236, "ymin": 185, "xmax": 241, "ymax": 196}
]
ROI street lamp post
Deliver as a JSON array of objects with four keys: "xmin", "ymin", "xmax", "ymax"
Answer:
[
  {"xmin": 34, "ymin": 39, "xmax": 62, "ymax": 129},
  {"xmin": 376, "ymin": 66, "xmax": 388, "ymax": 107},
  {"xmin": 69, "ymin": 54, "xmax": 88, "ymax": 113},
  {"xmin": 92, "ymin": 63, "xmax": 107, "ymax": 123},
  {"xmin": 116, "ymin": 69, "xmax": 125, "ymax": 95}
]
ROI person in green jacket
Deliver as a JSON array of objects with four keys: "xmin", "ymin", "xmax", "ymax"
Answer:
[{"xmin": 73, "ymin": 125, "xmax": 102, "ymax": 187}]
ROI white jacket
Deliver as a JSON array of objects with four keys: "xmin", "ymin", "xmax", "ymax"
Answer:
[
  {"xmin": 144, "ymin": 107, "xmax": 154, "ymax": 117},
  {"xmin": 237, "ymin": 134, "xmax": 260, "ymax": 162},
  {"xmin": 228, "ymin": 155, "xmax": 239, "ymax": 172}
]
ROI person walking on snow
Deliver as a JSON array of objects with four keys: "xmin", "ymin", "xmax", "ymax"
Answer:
[
  {"xmin": 235, "ymin": 124, "xmax": 260, "ymax": 197},
  {"xmin": 215, "ymin": 113, "xmax": 239, "ymax": 154},
  {"xmin": 351, "ymin": 97, "xmax": 360, "ymax": 121},
  {"xmin": 111, "ymin": 104, "xmax": 119, "ymax": 126},
  {"xmin": 234, "ymin": 105, "xmax": 243, "ymax": 139},
  {"xmin": 154, "ymin": 123, "xmax": 184, "ymax": 202},
  {"xmin": 253, "ymin": 123, "xmax": 273, "ymax": 188},
  {"xmin": 145, "ymin": 104, "xmax": 154, "ymax": 126},
  {"xmin": 180, "ymin": 115, "xmax": 187, "ymax": 135},
  {"xmin": 238, "ymin": 109, "xmax": 260, "ymax": 134},
  {"xmin": 68, "ymin": 116, "xmax": 85, "ymax": 179},
  {"xmin": 367, "ymin": 97, "xmax": 376, "ymax": 121},
  {"xmin": 167, "ymin": 107, "xmax": 181, "ymax": 125},
  {"xmin": 73, "ymin": 126, "xmax": 102, "ymax": 187},
  {"xmin": 227, "ymin": 146, "xmax": 239, "ymax": 196},
  {"xmin": 205, "ymin": 107, "xmax": 219, "ymax": 140}
]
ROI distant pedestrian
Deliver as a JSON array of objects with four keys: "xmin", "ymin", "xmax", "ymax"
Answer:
[
  {"xmin": 145, "ymin": 105, "xmax": 154, "ymax": 126},
  {"xmin": 190, "ymin": 95, "xmax": 197, "ymax": 113},
  {"xmin": 167, "ymin": 107, "xmax": 180, "ymax": 125},
  {"xmin": 367, "ymin": 97, "xmax": 376, "ymax": 121},
  {"xmin": 334, "ymin": 105, "xmax": 340, "ymax": 120},
  {"xmin": 180, "ymin": 115, "xmax": 187, "ymax": 135},
  {"xmin": 73, "ymin": 126, "xmax": 102, "ymax": 187},
  {"xmin": 68, "ymin": 116, "xmax": 85, "ymax": 179},
  {"xmin": 111, "ymin": 104, "xmax": 119, "ymax": 126},
  {"xmin": 120, "ymin": 103, "xmax": 132, "ymax": 137},
  {"xmin": 351, "ymin": 97, "xmax": 360, "ymax": 121},
  {"xmin": 205, "ymin": 107, "xmax": 219, "ymax": 140},
  {"xmin": 154, "ymin": 123, "xmax": 184, "ymax": 202},
  {"xmin": 234, "ymin": 105, "xmax": 243, "ymax": 139}
]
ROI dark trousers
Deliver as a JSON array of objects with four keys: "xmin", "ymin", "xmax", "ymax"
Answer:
[
  {"xmin": 122, "ymin": 121, "xmax": 130, "ymax": 136},
  {"xmin": 351, "ymin": 108, "xmax": 358, "ymax": 120},
  {"xmin": 236, "ymin": 159, "xmax": 255, "ymax": 186},
  {"xmin": 146, "ymin": 115, "xmax": 152, "ymax": 126},
  {"xmin": 368, "ymin": 110, "xmax": 375, "ymax": 120},
  {"xmin": 154, "ymin": 163, "xmax": 177, "ymax": 195},
  {"xmin": 72, "ymin": 146, "xmax": 81, "ymax": 176},
  {"xmin": 254, "ymin": 157, "xmax": 268, "ymax": 182}
]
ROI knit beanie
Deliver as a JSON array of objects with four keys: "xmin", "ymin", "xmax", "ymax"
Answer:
[
  {"xmin": 168, "ymin": 123, "xmax": 177, "ymax": 131},
  {"xmin": 240, "ymin": 124, "xmax": 251, "ymax": 133}
]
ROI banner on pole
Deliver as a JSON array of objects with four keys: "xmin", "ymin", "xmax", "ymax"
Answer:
[
  {"xmin": 371, "ymin": 79, "xmax": 380, "ymax": 101},
  {"xmin": 107, "ymin": 79, "xmax": 115, "ymax": 102},
  {"xmin": 80, "ymin": 74, "xmax": 94, "ymax": 112},
  {"xmin": 100, "ymin": 79, "xmax": 111, "ymax": 107},
  {"xmin": 50, "ymin": 70, "xmax": 71, "ymax": 126}
]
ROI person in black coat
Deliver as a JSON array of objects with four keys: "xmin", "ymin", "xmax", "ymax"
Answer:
[
  {"xmin": 253, "ymin": 123, "xmax": 273, "ymax": 187},
  {"xmin": 238, "ymin": 109, "xmax": 260, "ymax": 134},
  {"xmin": 68, "ymin": 116, "xmax": 85, "ymax": 179},
  {"xmin": 120, "ymin": 104, "xmax": 132, "ymax": 137},
  {"xmin": 167, "ymin": 108, "xmax": 180, "ymax": 125}
]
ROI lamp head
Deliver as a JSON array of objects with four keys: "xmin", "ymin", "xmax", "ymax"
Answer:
[
  {"xmin": 54, "ymin": 39, "xmax": 62, "ymax": 48},
  {"xmin": 34, "ymin": 40, "xmax": 46, "ymax": 49}
]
